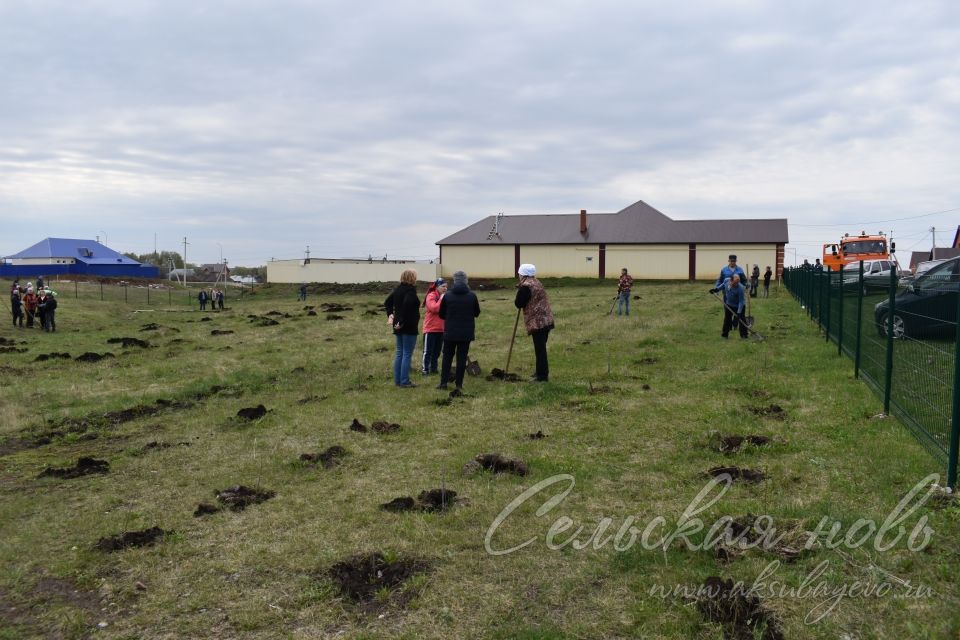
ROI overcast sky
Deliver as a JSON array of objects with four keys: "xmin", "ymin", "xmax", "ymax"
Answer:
[{"xmin": 1, "ymin": 0, "xmax": 958, "ymax": 266}]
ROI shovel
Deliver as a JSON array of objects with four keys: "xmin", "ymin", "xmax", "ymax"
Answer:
[{"xmin": 504, "ymin": 308, "xmax": 522, "ymax": 375}]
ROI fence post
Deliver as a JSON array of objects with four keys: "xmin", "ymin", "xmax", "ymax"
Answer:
[
  {"xmin": 75, "ymin": 281, "xmax": 78, "ymax": 299},
  {"xmin": 883, "ymin": 265, "xmax": 896, "ymax": 413},
  {"xmin": 854, "ymin": 261, "xmax": 864, "ymax": 378},
  {"xmin": 100, "ymin": 282, "xmax": 103, "ymax": 301},
  {"xmin": 825, "ymin": 267, "xmax": 832, "ymax": 342},
  {"xmin": 838, "ymin": 265, "xmax": 844, "ymax": 355},
  {"xmin": 124, "ymin": 284, "xmax": 128, "ymax": 303},
  {"xmin": 147, "ymin": 286, "xmax": 150, "ymax": 305},
  {"xmin": 948, "ymin": 288, "xmax": 960, "ymax": 489},
  {"xmin": 818, "ymin": 269, "xmax": 824, "ymax": 330}
]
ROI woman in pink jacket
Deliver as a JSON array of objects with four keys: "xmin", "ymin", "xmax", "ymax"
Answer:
[{"xmin": 421, "ymin": 278, "xmax": 446, "ymax": 375}]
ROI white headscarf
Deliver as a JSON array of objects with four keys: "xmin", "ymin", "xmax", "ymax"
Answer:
[{"xmin": 518, "ymin": 263, "xmax": 536, "ymax": 277}]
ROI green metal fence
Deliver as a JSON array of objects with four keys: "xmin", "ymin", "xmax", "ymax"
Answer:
[{"xmin": 784, "ymin": 263, "xmax": 960, "ymax": 488}]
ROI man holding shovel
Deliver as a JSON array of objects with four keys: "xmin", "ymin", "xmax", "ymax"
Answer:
[
  {"xmin": 710, "ymin": 274, "xmax": 749, "ymax": 339},
  {"xmin": 514, "ymin": 264, "xmax": 555, "ymax": 382}
]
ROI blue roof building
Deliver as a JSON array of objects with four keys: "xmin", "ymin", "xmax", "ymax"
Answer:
[{"xmin": 1, "ymin": 238, "xmax": 160, "ymax": 279}]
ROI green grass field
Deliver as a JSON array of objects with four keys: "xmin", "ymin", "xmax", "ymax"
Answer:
[{"xmin": 1, "ymin": 279, "xmax": 958, "ymax": 639}]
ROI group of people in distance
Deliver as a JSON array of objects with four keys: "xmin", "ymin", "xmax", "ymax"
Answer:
[
  {"xmin": 10, "ymin": 277, "xmax": 58, "ymax": 332},
  {"xmin": 384, "ymin": 263, "xmax": 554, "ymax": 394},
  {"xmin": 709, "ymin": 254, "xmax": 774, "ymax": 339},
  {"xmin": 198, "ymin": 288, "xmax": 224, "ymax": 311}
]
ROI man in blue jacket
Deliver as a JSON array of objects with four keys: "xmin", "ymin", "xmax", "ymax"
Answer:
[
  {"xmin": 714, "ymin": 254, "xmax": 747, "ymax": 289},
  {"xmin": 710, "ymin": 274, "xmax": 749, "ymax": 339}
]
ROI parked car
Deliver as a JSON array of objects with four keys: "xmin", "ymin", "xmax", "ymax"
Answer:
[
  {"xmin": 838, "ymin": 259, "xmax": 899, "ymax": 293},
  {"xmin": 874, "ymin": 257, "xmax": 960, "ymax": 338},
  {"xmin": 900, "ymin": 258, "xmax": 950, "ymax": 286}
]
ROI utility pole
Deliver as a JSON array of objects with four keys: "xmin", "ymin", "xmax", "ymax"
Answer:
[
  {"xmin": 931, "ymin": 227, "xmax": 936, "ymax": 259},
  {"xmin": 305, "ymin": 245, "xmax": 311, "ymax": 262},
  {"xmin": 183, "ymin": 237, "xmax": 190, "ymax": 289}
]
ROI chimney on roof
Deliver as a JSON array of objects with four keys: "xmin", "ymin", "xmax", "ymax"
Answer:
[{"xmin": 580, "ymin": 209, "xmax": 587, "ymax": 234}]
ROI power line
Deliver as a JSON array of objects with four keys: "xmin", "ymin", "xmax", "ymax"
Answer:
[{"xmin": 789, "ymin": 206, "xmax": 960, "ymax": 228}]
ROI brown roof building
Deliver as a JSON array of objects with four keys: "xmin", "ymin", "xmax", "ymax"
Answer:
[{"xmin": 436, "ymin": 200, "xmax": 788, "ymax": 280}]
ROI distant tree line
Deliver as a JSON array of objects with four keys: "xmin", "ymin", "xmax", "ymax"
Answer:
[{"xmin": 121, "ymin": 251, "xmax": 265, "ymax": 281}]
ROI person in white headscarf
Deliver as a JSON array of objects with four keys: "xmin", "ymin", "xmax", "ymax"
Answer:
[{"xmin": 514, "ymin": 264, "xmax": 555, "ymax": 382}]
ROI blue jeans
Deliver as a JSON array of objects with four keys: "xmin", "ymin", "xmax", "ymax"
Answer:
[
  {"xmin": 617, "ymin": 291, "xmax": 630, "ymax": 315},
  {"xmin": 394, "ymin": 333, "xmax": 418, "ymax": 385}
]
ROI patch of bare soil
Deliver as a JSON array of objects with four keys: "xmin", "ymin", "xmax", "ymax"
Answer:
[
  {"xmin": 715, "ymin": 434, "xmax": 772, "ymax": 454},
  {"xmin": 139, "ymin": 323, "xmax": 160, "ymax": 331},
  {"xmin": 251, "ymin": 316, "xmax": 279, "ymax": 326},
  {"xmin": 39, "ymin": 457, "xmax": 109, "ymax": 479},
  {"xmin": 642, "ymin": 384, "xmax": 651, "ymax": 390},
  {"xmin": 327, "ymin": 552, "xmax": 431, "ymax": 604},
  {"xmin": 193, "ymin": 503, "xmax": 220, "ymax": 517},
  {"xmin": 381, "ymin": 489, "xmax": 458, "ymax": 513},
  {"xmin": 34, "ymin": 352, "xmax": 71, "ymax": 362},
  {"xmin": 748, "ymin": 404, "xmax": 786, "ymax": 419},
  {"xmin": 587, "ymin": 382, "xmax": 611, "ymax": 395},
  {"xmin": 695, "ymin": 576, "xmax": 784, "ymax": 640},
  {"xmin": 750, "ymin": 389, "xmax": 771, "ymax": 399},
  {"xmin": 706, "ymin": 466, "xmax": 767, "ymax": 484},
  {"xmin": 107, "ymin": 337, "xmax": 151, "ymax": 348},
  {"xmin": 138, "ymin": 440, "xmax": 191, "ymax": 454},
  {"xmin": 326, "ymin": 314, "xmax": 345, "ymax": 320},
  {"xmin": 469, "ymin": 453, "xmax": 528, "ymax": 476},
  {"xmin": 95, "ymin": 526, "xmax": 169, "ymax": 552},
  {"xmin": 321, "ymin": 303, "xmax": 354, "ymax": 312},
  {"xmin": 528, "ymin": 430, "xmax": 547, "ymax": 439},
  {"xmin": 927, "ymin": 492, "xmax": 956, "ymax": 511},
  {"xmin": 486, "ymin": 368, "xmax": 521, "ymax": 382},
  {"xmin": 297, "ymin": 394, "xmax": 327, "ymax": 404},
  {"xmin": 215, "ymin": 485, "xmax": 276, "ymax": 511},
  {"xmin": 300, "ymin": 445, "xmax": 347, "ymax": 469},
  {"xmin": 307, "ymin": 310, "xmax": 318, "ymax": 316},
  {"xmin": 210, "ymin": 329, "xmax": 234, "ymax": 336},
  {"xmin": 0, "ymin": 346, "xmax": 27, "ymax": 353},
  {"xmin": 349, "ymin": 418, "xmax": 368, "ymax": 432},
  {"xmin": 0, "ymin": 337, "xmax": 17, "ymax": 345},
  {"xmin": 74, "ymin": 352, "xmax": 115, "ymax": 363},
  {"xmin": 371, "ymin": 420, "xmax": 401, "ymax": 433},
  {"xmin": 715, "ymin": 515, "xmax": 813, "ymax": 564},
  {"xmin": 236, "ymin": 405, "xmax": 267, "ymax": 420}
]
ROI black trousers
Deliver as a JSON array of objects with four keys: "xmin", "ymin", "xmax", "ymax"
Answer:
[
  {"xmin": 722, "ymin": 307, "xmax": 748, "ymax": 338},
  {"xmin": 440, "ymin": 340, "xmax": 470, "ymax": 388},
  {"xmin": 531, "ymin": 327, "xmax": 551, "ymax": 380}
]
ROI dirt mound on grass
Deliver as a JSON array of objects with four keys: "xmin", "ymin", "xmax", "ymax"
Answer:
[
  {"xmin": 300, "ymin": 446, "xmax": 347, "ymax": 469},
  {"xmin": 95, "ymin": 526, "xmax": 169, "ymax": 552},
  {"xmin": 321, "ymin": 303, "xmax": 353, "ymax": 312},
  {"xmin": 236, "ymin": 405, "xmax": 267, "ymax": 420},
  {"xmin": 0, "ymin": 346, "xmax": 27, "ymax": 353},
  {"xmin": 307, "ymin": 310, "xmax": 318, "ymax": 316},
  {"xmin": 696, "ymin": 576, "xmax": 784, "ymax": 640},
  {"xmin": 486, "ymin": 368, "xmax": 520, "ymax": 382},
  {"xmin": 0, "ymin": 337, "xmax": 17, "ymax": 345},
  {"xmin": 251, "ymin": 316, "xmax": 279, "ymax": 326},
  {"xmin": 528, "ymin": 430, "xmax": 547, "ymax": 439},
  {"xmin": 471, "ymin": 453, "xmax": 528, "ymax": 476},
  {"xmin": 216, "ymin": 485, "xmax": 275, "ymax": 511},
  {"xmin": 210, "ymin": 329, "xmax": 234, "ymax": 336},
  {"xmin": 74, "ymin": 352, "xmax": 115, "ymax": 363},
  {"xmin": 371, "ymin": 420, "xmax": 400, "ymax": 433},
  {"xmin": 364, "ymin": 309, "xmax": 380, "ymax": 316},
  {"xmin": 328, "ymin": 552, "xmax": 431, "ymax": 603},
  {"xmin": 107, "ymin": 337, "xmax": 151, "ymax": 348},
  {"xmin": 139, "ymin": 323, "xmax": 161, "ymax": 331},
  {"xmin": 706, "ymin": 466, "xmax": 767, "ymax": 484},
  {"xmin": 194, "ymin": 503, "xmax": 220, "ymax": 517},
  {"xmin": 326, "ymin": 314, "xmax": 345, "ymax": 320},
  {"xmin": 39, "ymin": 457, "xmax": 110, "ymax": 479},
  {"xmin": 636, "ymin": 357, "xmax": 658, "ymax": 365},
  {"xmin": 381, "ymin": 489, "xmax": 458, "ymax": 513},
  {"xmin": 749, "ymin": 404, "xmax": 786, "ymax": 419},
  {"xmin": 717, "ymin": 435, "xmax": 771, "ymax": 454},
  {"xmin": 34, "ymin": 352, "xmax": 71, "ymax": 362}
]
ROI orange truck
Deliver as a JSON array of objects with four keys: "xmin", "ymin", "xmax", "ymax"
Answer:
[{"xmin": 822, "ymin": 232, "xmax": 893, "ymax": 270}]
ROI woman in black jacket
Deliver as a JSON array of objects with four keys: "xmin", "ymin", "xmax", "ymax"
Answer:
[
  {"xmin": 437, "ymin": 270, "xmax": 481, "ymax": 394},
  {"xmin": 384, "ymin": 269, "xmax": 420, "ymax": 387}
]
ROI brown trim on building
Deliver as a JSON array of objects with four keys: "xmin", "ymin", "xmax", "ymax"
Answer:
[
  {"xmin": 599, "ymin": 243, "xmax": 606, "ymax": 279},
  {"xmin": 688, "ymin": 243, "xmax": 696, "ymax": 281},
  {"xmin": 514, "ymin": 244, "xmax": 520, "ymax": 274}
]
